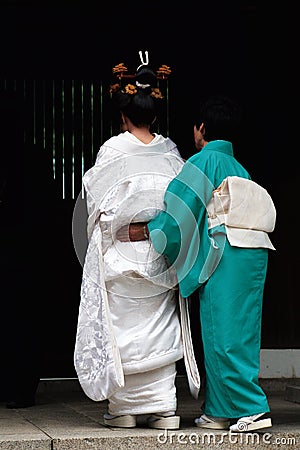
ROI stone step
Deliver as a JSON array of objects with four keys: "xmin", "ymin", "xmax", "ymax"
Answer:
[
  {"xmin": 1, "ymin": 377, "xmax": 300, "ymax": 450},
  {"xmin": 285, "ymin": 384, "xmax": 300, "ymax": 404}
]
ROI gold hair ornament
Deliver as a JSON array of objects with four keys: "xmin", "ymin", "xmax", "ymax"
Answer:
[
  {"xmin": 156, "ymin": 65, "xmax": 172, "ymax": 79},
  {"xmin": 110, "ymin": 51, "xmax": 171, "ymax": 98},
  {"xmin": 112, "ymin": 63, "xmax": 129, "ymax": 77},
  {"xmin": 150, "ymin": 88, "xmax": 164, "ymax": 99},
  {"xmin": 109, "ymin": 82, "xmax": 164, "ymax": 98},
  {"xmin": 111, "ymin": 62, "xmax": 172, "ymax": 81}
]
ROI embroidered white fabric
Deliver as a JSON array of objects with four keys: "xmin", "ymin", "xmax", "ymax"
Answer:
[{"xmin": 74, "ymin": 132, "xmax": 200, "ymax": 402}]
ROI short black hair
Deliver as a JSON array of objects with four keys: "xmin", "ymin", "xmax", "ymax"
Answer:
[{"xmin": 194, "ymin": 95, "xmax": 243, "ymax": 143}]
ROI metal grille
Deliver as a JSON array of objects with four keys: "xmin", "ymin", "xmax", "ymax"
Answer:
[{"xmin": 0, "ymin": 79, "xmax": 169, "ymax": 199}]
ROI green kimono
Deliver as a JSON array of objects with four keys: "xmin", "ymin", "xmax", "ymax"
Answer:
[{"xmin": 148, "ymin": 140, "xmax": 270, "ymax": 418}]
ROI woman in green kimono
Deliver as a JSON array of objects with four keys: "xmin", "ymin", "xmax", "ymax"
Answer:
[{"xmin": 117, "ymin": 94, "xmax": 276, "ymax": 432}]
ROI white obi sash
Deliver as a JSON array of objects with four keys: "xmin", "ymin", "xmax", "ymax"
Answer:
[{"xmin": 207, "ymin": 176, "xmax": 276, "ymax": 250}]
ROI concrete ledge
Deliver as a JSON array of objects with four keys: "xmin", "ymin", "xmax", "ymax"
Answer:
[
  {"xmin": 285, "ymin": 385, "xmax": 300, "ymax": 404},
  {"xmin": 37, "ymin": 376, "xmax": 300, "ymax": 394},
  {"xmin": 37, "ymin": 378, "xmax": 81, "ymax": 394},
  {"xmin": 260, "ymin": 378, "xmax": 300, "ymax": 393},
  {"xmin": 260, "ymin": 349, "xmax": 300, "ymax": 378},
  {"xmin": 0, "ymin": 440, "xmax": 51, "ymax": 450}
]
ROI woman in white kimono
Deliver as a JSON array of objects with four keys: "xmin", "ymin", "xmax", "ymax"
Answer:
[{"xmin": 74, "ymin": 59, "xmax": 200, "ymax": 429}]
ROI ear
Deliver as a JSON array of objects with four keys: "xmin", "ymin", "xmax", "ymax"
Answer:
[
  {"xmin": 199, "ymin": 122, "xmax": 205, "ymax": 134},
  {"xmin": 121, "ymin": 112, "xmax": 126, "ymax": 124}
]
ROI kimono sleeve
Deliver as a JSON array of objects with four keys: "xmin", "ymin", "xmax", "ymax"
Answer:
[
  {"xmin": 148, "ymin": 178, "xmax": 196, "ymax": 264},
  {"xmin": 148, "ymin": 158, "xmax": 222, "ymax": 297}
]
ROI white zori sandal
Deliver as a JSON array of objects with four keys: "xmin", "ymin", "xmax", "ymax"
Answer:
[
  {"xmin": 147, "ymin": 412, "xmax": 180, "ymax": 430},
  {"xmin": 103, "ymin": 413, "xmax": 136, "ymax": 428},
  {"xmin": 229, "ymin": 413, "xmax": 272, "ymax": 432},
  {"xmin": 194, "ymin": 414, "xmax": 230, "ymax": 429}
]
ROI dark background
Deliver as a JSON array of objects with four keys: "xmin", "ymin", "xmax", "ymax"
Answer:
[
  {"xmin": 0, "ymin": 2, "xmax": 294, "ymax": 179},
  {"xmin": 0, "ymin": 1, "xmax": 296, "ymax": 379}
]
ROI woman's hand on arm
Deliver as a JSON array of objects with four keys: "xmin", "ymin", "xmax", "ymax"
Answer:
[{"xmin": 116, "ymin": 223, "xmax": 149, "ymax": 242}]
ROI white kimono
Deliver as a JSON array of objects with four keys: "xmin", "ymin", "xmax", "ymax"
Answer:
[{"xmin": 74, "ymin": 132, "xmax": 200, "ymax": 412}]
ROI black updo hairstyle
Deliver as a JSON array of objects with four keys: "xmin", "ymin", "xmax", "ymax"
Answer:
[{"xmin": 112, "ymin": 66, "xmax": 159, "ymax": 127}]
